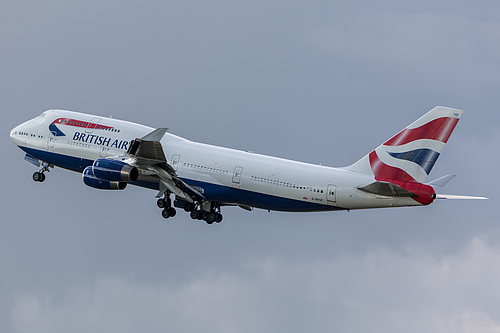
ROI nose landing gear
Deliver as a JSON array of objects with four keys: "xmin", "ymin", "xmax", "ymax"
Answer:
[
  {"xmin": 32, "ymin": 163, "xmax": 51, "ymax": 183},
  {"xmin": 32, "ymin": 171, "xmax": 45, "ymax": 182}
]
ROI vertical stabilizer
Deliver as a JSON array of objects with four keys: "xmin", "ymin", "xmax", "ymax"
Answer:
[{"xmin": 346, "ymin": 106, "xmax": 463, "ymax": 183}]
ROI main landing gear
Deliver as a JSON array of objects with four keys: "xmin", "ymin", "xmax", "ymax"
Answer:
[
  {"xmin": 156, "ymin": 194, "xmax": 223, "ymax": 224},
  {"xmin": 157, "ymin": 196, "xmax": 177, "ymax": 220},
  {"xmin": 186, "ymin": 202, "xmax": 223, "ymax": 225}
]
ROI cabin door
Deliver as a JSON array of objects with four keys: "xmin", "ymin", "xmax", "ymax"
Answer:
[
  {"xmin": 232, "ymin": 166, "xmax": 243, "ymax": 184},
  {"xmin": 171, "ymin": 154, "xmax": 181, "ymax": 171},
  {"xmin": 47, "ymin": 133, "xmax": 55, "ymax": 150},
  {"xmin": 326, "ymin": 184, "xmax": 337, "ymax": 203}
]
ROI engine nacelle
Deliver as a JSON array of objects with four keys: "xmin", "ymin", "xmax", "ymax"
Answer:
[
  {"xmin": 83, "ymin": 167, "xmax": 127, "ymax": 190},
  {"xmin": 92, "ymin": 158, "xmax": 139, "ymax": 182}
]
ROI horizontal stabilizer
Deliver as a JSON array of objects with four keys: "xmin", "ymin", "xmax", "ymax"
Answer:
[
  {"xmin": 358, "ymin": 181, "xmax": 414, "ymax": 197},
  {"xmin": 427, "ymin": 174, "xmax": 456, "ymax": 187},
  {"xmin": 436, "ymin": 194, "xmax": 489, "ymax": 200}
]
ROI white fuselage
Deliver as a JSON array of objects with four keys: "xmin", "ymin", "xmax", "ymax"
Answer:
[{"xmin": 11, "ymin": 110, "xmax": 422, "ymax": 212}]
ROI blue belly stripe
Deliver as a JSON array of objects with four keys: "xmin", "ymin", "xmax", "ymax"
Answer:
[
  {"xmin": 20, "ymin": 146, "xmax": 92, "ymax": 172},
  {"xmin": 180, "ymin": 178, "xmax": 343, "ymax": 212},
  {"xmin": 18, "ymin": 146, "xmax": 343, "ymax": 212}
]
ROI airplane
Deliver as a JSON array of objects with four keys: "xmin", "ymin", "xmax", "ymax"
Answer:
[{"xmin": 10, "ymin": 106, "xmax": 487, "ymax": 224}]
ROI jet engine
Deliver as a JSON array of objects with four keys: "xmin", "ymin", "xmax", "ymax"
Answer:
[
  {"xmin": 83, "ymin": 166, "xmax": 127, "ymax": 190},
  {"xmin": 92, "ymin": 158, "xmax": 139, "ymax": 182}
]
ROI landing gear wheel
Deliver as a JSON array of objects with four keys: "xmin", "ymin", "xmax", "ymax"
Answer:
[
  {"xmin": 168, "ymin": 207, "xmax": 176, "ymax": 217},
  {"xmin": 32, "ymin": 172, "xmax": 41, "ymax": 182},
  {"xmin": 215, "ymin": 213, "xmax": 223, "ymax": 223},
  {"xmin": 39, "ymin": 173, "xmax": 45, "ymax": 182},
  {"xmin": 184, "ymin": 202, "xmax": 194, "ymax": 212},
  {"xmin": 190, "ymin": 210, "xmax": 199, "ymax": 220},
  {"xmin": 161, "ymin": 209, "xmax": 170, "ymax": 219},
  {"xmin": 157, "ymin": 198, "xmax": 166, "ymax": 209},
  {"xmin": 205, "ymin": 212, "xmax": 217, "ymax": 224}
]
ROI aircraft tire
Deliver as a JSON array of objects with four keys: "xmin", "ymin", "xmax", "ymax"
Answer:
[
  {"xmin": 32, "ymin": 172, "xmax": 41, "ymax": 182},
  {"xmin": 184, "ymin": 202, "xmax": 194, "ymax": 212},
  {"xmin": 190, "ymin": 210, "xmax": 199, "ymax": 219},
  {"xmin": 215, "ymin": 213, "xmax": 223, "ymax": 223},
  {"xmin": 39, "ymin": 173, "xmax": 46, "ymax": 182},
  {"xmin": 161, "ymin": 209, "xmax": 170, "ymax": 219},
  {"xmin": 206, "ymin": 212, "xmax": 216, "ymax": 224},
  {"xmin": 168, "ymin": 207, "xmax": 176, "ymax": 217},
  {"xmin": 157, "ymin": 198, "xmax": 166, "ymax": 209}
]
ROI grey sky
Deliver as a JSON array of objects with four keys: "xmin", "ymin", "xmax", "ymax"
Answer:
[{"xmin": 1, "ymin": 1, "xmax": 498, "ymax": 332}]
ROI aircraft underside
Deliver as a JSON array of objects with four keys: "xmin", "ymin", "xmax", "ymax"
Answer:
[{"xmin": 20, "ymin": 146, "xmax": 343, "ymax": 224}]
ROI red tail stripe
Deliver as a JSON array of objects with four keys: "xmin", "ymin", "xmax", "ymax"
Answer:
[
  {"xmin": 369, "ymin": 151, "xmax": 416, "ymax": 182},
  {"xmin": 384, "ymin": 117, "xmax": 459, "ymax": 146},
  {"xmin": 369, "ymin": 151, "xmax": 435, "ymax": 205}
]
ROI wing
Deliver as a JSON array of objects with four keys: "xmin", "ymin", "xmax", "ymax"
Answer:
[{"xmin": 123, "ymin": 128, "xmax": 201, "ymax": 203}]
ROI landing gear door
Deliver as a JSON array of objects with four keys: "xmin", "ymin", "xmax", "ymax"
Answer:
[
  {"xmin": 232, "ymin": 166, "xmax": 243, "ymax": 184},
  {"xmin": 327, "ymin": 184, "xmax": 337, "ymax": 203}
]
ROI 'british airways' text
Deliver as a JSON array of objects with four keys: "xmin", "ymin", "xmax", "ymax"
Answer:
[{"xmin": 73, "ymin": 132, "xmax": 129, "ymax": 150}]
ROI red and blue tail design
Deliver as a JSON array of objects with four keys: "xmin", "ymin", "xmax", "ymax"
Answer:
[{"xmin": 347, "ymin": 106, "xmax": 463, "ymax": 186}]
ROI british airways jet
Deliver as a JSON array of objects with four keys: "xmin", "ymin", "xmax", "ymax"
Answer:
[{"xmin": 10, "ymin": 106, "xmax": 486, "ymax": 224}]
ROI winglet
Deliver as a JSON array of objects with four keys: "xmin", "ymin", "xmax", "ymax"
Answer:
[
  {"xmin": 128, "ymin": 128, "xmax": 168, "ymax": 161},
  {"xmin": 141, "ymin": 128, "xmax": 168, "ymax": 141}
]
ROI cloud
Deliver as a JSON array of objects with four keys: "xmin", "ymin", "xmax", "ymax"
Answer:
[
  {"xmin": 301, "ymin": 11, "xmax": 500, "ymax": 94},
  {"xmin": 10, "ymin": 237, "xmax": 500, "ymax": 333},
  {"xmin": 304, "ymin": 12, "xmax": 498, "ymax": 64}
]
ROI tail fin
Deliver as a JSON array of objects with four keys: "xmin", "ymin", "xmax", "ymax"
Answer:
[{"xmin": 346, "ymin": 106, "xmax": 463, "ymax": 183}]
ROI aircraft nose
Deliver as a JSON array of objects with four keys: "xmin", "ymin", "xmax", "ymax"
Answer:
[
  {"xmin": 10, "ymin": 124, "xmax": 23, "ymax": 146},
  {"xmin": 10, "ymin": 126, "xmax": 18, "ymax": 141}
]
